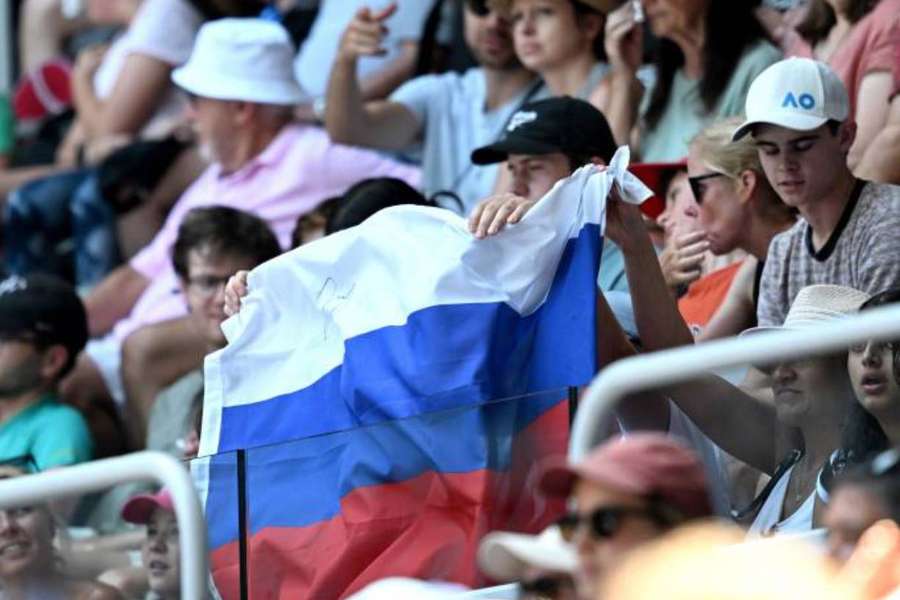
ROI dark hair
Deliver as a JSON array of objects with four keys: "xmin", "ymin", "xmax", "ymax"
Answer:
[
  {"xmin": 644, "ymin": 0, "xmax": 768, "ymax": 130},
  {"xmin": 292, "ymin": 197, "xmax": 341, "ymax": 249},
  {"xmin": 796, "ymin": 0, "xmax": 879, "ymax": 47},
  {"xmin": 571, "ymin": 0, "xmax": 608, "ymax": 61},
  {"xmin": 172, "ymin": 206, "xmax": 282, "ymax": 280},
  {"xmin": 326, "ymin": 178, "xmax": 433, "ymax": 234},
  {"xmin": 860, "ymin": 289, "xmax": 900, "ymax": 384},
  {"xmin": 833, "ymin": 448, "xmax": 900, "ymax": 522}
]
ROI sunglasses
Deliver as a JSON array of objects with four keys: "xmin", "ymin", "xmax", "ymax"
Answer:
[
  {"xmin": 556, "ymin": 505, "xmax": 662, "ymax": 541},
  {"xmin": 519, "ymin": 575, "xmax": 572, "ymax": 598},
  {"xmin": 688, "ymin": 172, "xmax": 727, "ymax": 204}
]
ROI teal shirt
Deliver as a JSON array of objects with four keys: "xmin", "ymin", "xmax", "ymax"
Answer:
[
  {"xmin": 0, "ymin": 95, "xmax": 13, "ymax": 156},
  {"xmin": 0, "ymin": 394, "xmax": 93, "ymax": 469},
  {"xmin": 639, "ymin": 40, "xmax": 783, "ymax": 161}
]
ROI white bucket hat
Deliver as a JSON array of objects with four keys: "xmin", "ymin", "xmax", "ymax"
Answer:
[
  {"xmin": 743, "ymin": 284, "xmax": 870, "ymax": 336},
  {"xmin": 476, "ymin": 525, "xmax": 577, "ymax": 582},
  {"xmin": 732, "ymin": 57, "xmax": 849, "ymax": 141},
  {"xmin": 172, "ymin": 18, "xmax": 304, "ymax": 105}
]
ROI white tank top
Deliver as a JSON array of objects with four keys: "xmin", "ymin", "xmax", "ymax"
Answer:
[{"xmin": 748, "ymin": 464, "xmax": 819, "ymax": 537}]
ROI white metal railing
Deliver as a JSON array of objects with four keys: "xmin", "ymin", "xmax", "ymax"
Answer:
[
  {"xmin": 571, "ymin": 303, "xmax": 900, "ymax": 459},
  {"xmin": 0, "ymin": 451, "xmax": 207, "ymax": 599}
]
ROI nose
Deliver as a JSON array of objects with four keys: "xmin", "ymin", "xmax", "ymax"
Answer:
[
  {"xmin": 861, "ymin": 341, "xmax": 883, "ymax": 367},
  {"xmin": 773, "ymin": 363, "xmax": 796, "ymax": 384},
  {"xmin": 511, "ymin": 170, "xmax": 529, "ymax": 198},
  {"xmin": 0, "ymin": 511, "xmax": 19, "ymax": 535},
  {"xmin": 148, "ymin": 532, "xmax": 168, "ymax": 553}
]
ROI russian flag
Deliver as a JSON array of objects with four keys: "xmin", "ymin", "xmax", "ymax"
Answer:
[{"xmin": 197, "ymin": 149, "xmax": 650, "ymax": 598}]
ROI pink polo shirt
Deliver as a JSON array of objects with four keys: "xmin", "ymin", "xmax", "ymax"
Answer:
[{"xmin": 111, "ymin": 123, "xmax": 420, "ymax": 343}]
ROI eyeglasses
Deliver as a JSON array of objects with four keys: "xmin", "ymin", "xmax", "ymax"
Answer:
[
  {"xmin": 556, "ymin": 505, "xmax": 663, "ymax": 541},
  {"xmin": 849, "ymin": 339, "xmax": 898, "ymax": 354},
  {"xmin": 688, "ymin": 172, "xmax": 727, "ymax": 204},
  {"xmin": 187, "ymin": 274, "xmax": 231, "ymax": 296}
]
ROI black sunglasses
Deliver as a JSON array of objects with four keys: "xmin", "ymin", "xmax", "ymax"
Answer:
[
  {"xmin": 519, "ymin": 575, "xmax": 571, "ymax": 598},
  {"xmin": 688, "ymin": 172, "xmax": 727, "ymax": 204},
  {"xmin": 557, "ymin": 505, "xmax": 662, "ymax": 541}
]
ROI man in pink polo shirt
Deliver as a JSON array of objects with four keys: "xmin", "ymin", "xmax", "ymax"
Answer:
[{"xmin": 61, "ymin": 18, "xmax": 420, "ymax": 451}]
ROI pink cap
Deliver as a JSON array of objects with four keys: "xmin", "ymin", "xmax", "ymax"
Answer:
[
  {"xmin": 121, "ymin": 489, "xmax": 174, "ymax": 525},
  {"xmin": 538, "ymin": 433, "xmax": 712, "ymax": 520}
]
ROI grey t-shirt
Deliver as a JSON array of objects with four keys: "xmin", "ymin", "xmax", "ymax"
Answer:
[
  {"xmin": 391, "ymin": 68, "xmax": 542, "ymax": 214},
  {"xmin": 757, "ymin": 181, "xmax": 900, "ymax": 326}
]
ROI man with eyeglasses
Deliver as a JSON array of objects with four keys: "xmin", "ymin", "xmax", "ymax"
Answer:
[
  {"xmin": 731, "ymin": 57, "xmax": 900, "ymax": 328},
  {"xmin": 326, "ymin": 0, "xmax": 542, "ymax": 214},
  {"xmin": 538, "ymin": 433, "xmax": 713, "ymax": 600},
  {"xmin": 0, "ymin": 275, "xmax": 92, "ymax": 470}
]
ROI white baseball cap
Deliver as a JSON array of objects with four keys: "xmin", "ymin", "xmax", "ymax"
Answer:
[
  {"xmin": 732, "ymin": 57, "xmax": 849, "ymax": 141},
  {"xmin": 172, "ymin": 18, "xmax": 304, "ymax": 105},
  {"xmin": 477, "ymin": 525, "xmax": 577, "ymax": 582}
]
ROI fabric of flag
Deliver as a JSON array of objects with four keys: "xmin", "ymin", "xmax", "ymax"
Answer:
[{"xmin": 197, "ymin": 148, "xmax": 650, "ymax": 598}]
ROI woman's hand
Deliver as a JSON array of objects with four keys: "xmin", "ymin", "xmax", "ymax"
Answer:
[
  {"xmin": 658, "ymin": 230, "xmax": 709, "ymax": 289},
  {"xmin": 604, "ymin": 1, "xmax": 644, "ymax": 76},
  {"xmin": 224, "ymin": 270, "xmax": 250, "ymax": 317}
]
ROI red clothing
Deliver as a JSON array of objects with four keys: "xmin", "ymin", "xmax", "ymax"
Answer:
[
  {"xmin": 787, "ymin": 0, "xmax": 900, "ymax": 114},
  {"xmin": 678, "ymin": 261, "xmax": 743, "ymax": 336}
]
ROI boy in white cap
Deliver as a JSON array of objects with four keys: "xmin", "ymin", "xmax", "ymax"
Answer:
[
  {"xmin": 65, "ymin": 18, "xmax": 420, "ymax": 450},
  {"xmin": 732, "ymin": 57, "xmax": 900, "ymax": 328}
]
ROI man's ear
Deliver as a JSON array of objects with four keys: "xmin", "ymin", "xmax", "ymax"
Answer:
[
  {"xmin": 39, "ymin": 345, "xmax": 69, "ymax": 381},
  {"xmin": 838, "ymin": 120, "xmax": 857, "ymax": 154}
]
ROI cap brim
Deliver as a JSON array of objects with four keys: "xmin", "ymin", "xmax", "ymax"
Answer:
[
  {"xmin": 477, "ymin": 532, "xmax": 576, "ymax": 582},
  {"xmin": 471, "ymin": 139, "xmax": 563, "ymax": 165},
  {"xmin": 732, "ymin": 112, "xmax": 829, "ymax": 141}
]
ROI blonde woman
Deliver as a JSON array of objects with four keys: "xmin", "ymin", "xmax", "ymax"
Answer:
[
  {"xmin": 0, "ymin": 465, "xmax": 122, "ymax": 600},
  {"xmin": 684, "ymin": 117, "xmax": 796, "ymax": 340}
]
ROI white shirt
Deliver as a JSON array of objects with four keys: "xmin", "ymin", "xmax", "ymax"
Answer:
[
  {"xmin": 93, "ymin": 0, "xmax": 202, "ymax": 137},
  {"xmin": 748, "ymin": 463, "xmax": 819, "ymax": 537}
]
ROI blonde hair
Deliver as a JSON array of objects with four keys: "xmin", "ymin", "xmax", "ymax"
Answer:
[{"xmin": 691, "ymin": 116, "xmax": 763, "ymax": 180}]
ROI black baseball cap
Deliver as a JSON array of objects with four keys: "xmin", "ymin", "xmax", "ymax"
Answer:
[
  {"xmin": 471, "ymin": 96, "xmax": 617, "ymax": 166},
  {"xmin": 0, "ymin": 275, "xmax": 88, "ymax": 359}
]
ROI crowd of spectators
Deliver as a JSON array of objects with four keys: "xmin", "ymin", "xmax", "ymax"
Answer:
[{"xmin": 0, "ymin": 0, "xmax": 898, "ymax": 598}]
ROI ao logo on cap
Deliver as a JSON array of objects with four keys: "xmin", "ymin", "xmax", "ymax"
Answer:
[{"xmin": 782, "ymin": 92, "xmax": 816, "ymax": 110}]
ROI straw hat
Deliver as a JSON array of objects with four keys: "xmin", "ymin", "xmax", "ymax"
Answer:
[{"xmin": 743, "ymin": 284, "xmax": 870, "ymax": 335}]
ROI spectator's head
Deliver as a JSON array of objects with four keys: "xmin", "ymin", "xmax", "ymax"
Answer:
[
  {"xmin": 636, "ymin": 164, "xmax": 698, "ymax": 244},
  {"xmin": 477, "ymin": 525, "xmax": 578, "ymax": 599},
  {"xmin": 123, "ymin": 490, "xmax": 180, "ymax": 598},
  {"xmin": 824, "ymin": 447, "xmax": 900, "ymax": 564},
  {"xmin": 172, "ymin": 18, "xmax": 302, "ymax": 173},
  {"xmin": 173, "ymin": 206, "xmax": 281, "ymax": 349},
  {"xmin": 463, "ymin": 0, "xmax": 521, "ymax": 71},
  {"xmin": 292, "ymin": 198, "xmax": 341, "ymax": 249},
  {"xmin": 847, "ymin": 290, "xmax": 900, "ymax": 437},
  {"xmin": 539, "ymin": 433, "xmax": 712, "ymax": 598},
  {"xmin": 732, "ymin": 58, "xmax": 855, "ymax": 211},
  {"xmin": 689, "ymin": 117, "xmax": 794, "ymax": 256},
  {"xmin": 747, "ymin": 285, "xmax": 871, "ymax": 429},
  {"xmin": 0, "ymin": 465, "xmax": 60, "ymax": 584},
  {"xmin": 327, "ymin": 178, "xmax": 432, "ymax": 234},
  {"xmin": 643, "ymin": 0, "xmax": 767, "ymax": 132},
  {"xmin": 492, "ymin": 0, "xmax": 611, "ymax": 77},
  {"xmin": 0, "ymin": 275, "xmax": 88, "ymax": 393},
  {"xmin": 471, "ymin": 96, "xmax": 617, "ymax": 202}
]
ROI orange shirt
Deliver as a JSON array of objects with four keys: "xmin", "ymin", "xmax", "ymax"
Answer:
[{"xmin": 678, "ymin": 261, "xmax": 743, "ymax": 336}]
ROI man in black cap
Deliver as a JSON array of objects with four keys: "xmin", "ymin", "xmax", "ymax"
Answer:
[
  {"xmin": 0, "ymin": 275, "xmax": 93, "ymax": 469},
  {"xmin": 467, "ymin": 96, "xmax": 618, "ymax": 238}
]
